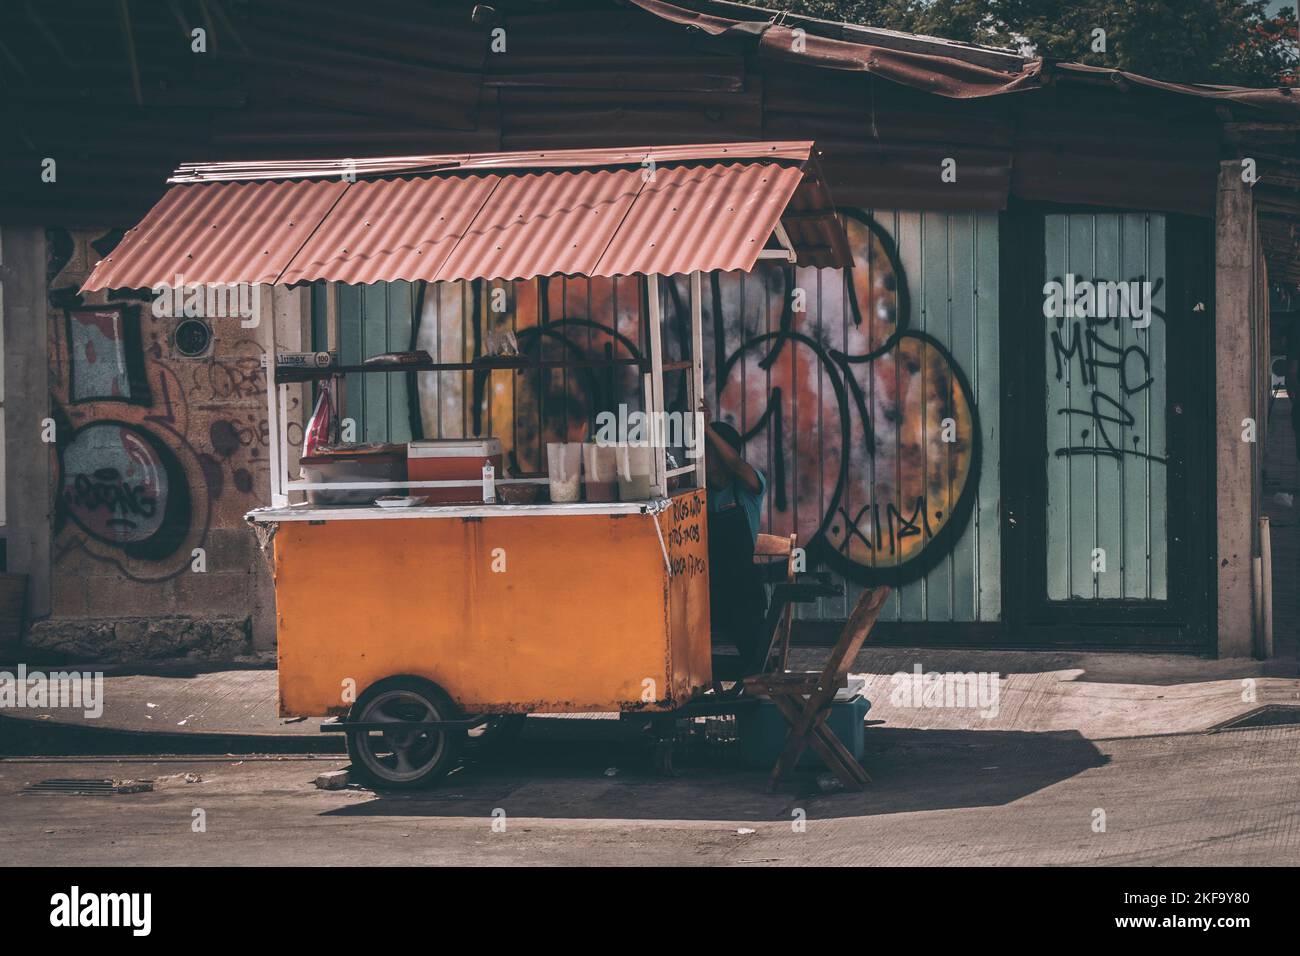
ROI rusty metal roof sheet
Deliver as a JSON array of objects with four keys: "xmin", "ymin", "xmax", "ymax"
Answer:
[
  {"xmin": 637, "ymin": 0, "xmax": 1300, "ymax": 113},
  {"xmin": 83, "ymin": 141, "xmax": 849, "ymax": 290},
  {"xmin": 81, "ymin": 178, "xmax": 348, "ymax": 292},
  {"xmin": 277, "ymin": 173, "xmax": 502, "ymax": 285},
  {"xmin": 591, "ymin": 162, "xmax": 803, "ymax": 277},
  {"xmin": 433, "ymin": 169, "xmax": 642, "ymax": 283}
]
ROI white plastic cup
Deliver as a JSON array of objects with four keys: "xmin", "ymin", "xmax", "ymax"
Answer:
[
  {"xmin": 546, "ymin": 441, "xmax": 583, "ymax": 503},
  {"xmin": 615, "ymin": 443, "xmax": 653, "ymax": 501},
  {"xmin": 583, "ymin": 442, "xmax": 618, "ymax": 502}
]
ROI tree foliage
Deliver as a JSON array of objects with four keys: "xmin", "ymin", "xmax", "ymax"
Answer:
[{"xmin": 784, "ymin": 0, "xmax": 1298, "ymax": 86}]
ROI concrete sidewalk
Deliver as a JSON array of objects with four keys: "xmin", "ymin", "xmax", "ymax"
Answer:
[
  {"xmin": 2, "ymin": 647, "xmax": 1297, "ymax": 747},
  {"xmin": 0, "ymin": 664, "xmax": 317, "ymax": 739}
]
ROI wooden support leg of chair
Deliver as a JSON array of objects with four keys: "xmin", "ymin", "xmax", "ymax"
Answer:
[
  {"xmin": 769, "ymin": 680, "xmax": 842, "ymax": 779},
  {"xmin": 766, "ymin": 695, "xmax": 865, "ymax": 792},
  {"xmin": 796, "ymin": 710, "xmax": 866, "ymax": 792},
  {"xmin": 766, "ymin": 693, "xmax": 814, "ymax": 785},
  {"xmin": 789, "ymin": 707, "xmax": 868, "ymax": 790},
  {"xmin": 768, "ymin": 678, "xmax": 837, "ymax": 769},
  {"xmin": 755, "ymin": 585, "xmax": 892, "ymax": 792},
  {"xmin": 812, "ymin": 719, "xmax": 870, "ymax": 785}
]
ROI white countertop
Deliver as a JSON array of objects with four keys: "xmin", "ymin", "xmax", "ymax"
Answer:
[{"xmin": 245, "ymin": 498, "xmax": 670, "ymax": 523}]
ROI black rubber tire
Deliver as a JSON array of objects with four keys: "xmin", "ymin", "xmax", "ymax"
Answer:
[{"xmin": 345, "ymin": 676, "xmax": 465, "ymax": 789}]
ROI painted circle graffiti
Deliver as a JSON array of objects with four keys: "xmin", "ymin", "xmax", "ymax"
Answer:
[
  {"xmin": 714, "ymin": 209, "xmax": 981, "ymax": 585},
  {"xmin": 58, "ymin": 421, "xmax": 191, "ymax": 560},
  {"xmin": 411, "ymin": 209, "xmax": 982, "ymax": 586}
]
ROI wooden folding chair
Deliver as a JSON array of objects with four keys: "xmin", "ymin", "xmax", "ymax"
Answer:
[
  {"xmin": 753, "ymin": 532, "xmax": 798, "ymax": 671},
  {"xmin": 742, "ymin": 585, "xmax": 891, "ymax": 792}
]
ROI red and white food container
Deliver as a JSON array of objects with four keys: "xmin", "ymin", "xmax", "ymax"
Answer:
[{"xmin": 407, "ymin": 438, "xmax": 503, "ymax": 504}]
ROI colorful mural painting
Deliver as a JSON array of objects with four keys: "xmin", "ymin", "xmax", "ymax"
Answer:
[
  {"xmin": 46, "ymin": 228, "xmax": 278, "ymax": 589},
  {"xmin": 403, "ymin": 210, "xmax": 982, "ymax": 586},
  {"xmin": 709, "ymin": 211, "xmax": 980, "ymax": 584},
  {"xmin": 65, "ymin": 305, "xmax": 150, "ymax": 404},
  {"xmin": 58, "ymin": 419, "xmax": 190, "ymax": 561}
]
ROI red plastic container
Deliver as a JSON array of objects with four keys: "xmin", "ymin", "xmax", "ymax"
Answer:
[{"xmin": 407, "ymin": 439, "xmax": 503, "ymax": 504}]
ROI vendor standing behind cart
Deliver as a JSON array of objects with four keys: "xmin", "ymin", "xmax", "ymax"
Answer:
[{"xmin": 699, "ymin": 400, "xmax": 769, "ymax": 677}]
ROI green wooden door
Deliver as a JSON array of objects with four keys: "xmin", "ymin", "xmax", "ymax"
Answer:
[
  {"xmin": 1001, "ymin": 208, "xmax": 1214, "ymax": 649},
  {"xmin": 1044, "ymin": 213, "xmax": 1168, "ymax": 601}
]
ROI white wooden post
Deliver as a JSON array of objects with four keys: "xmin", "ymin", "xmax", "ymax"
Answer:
[
  {"xmin": 263, "ymin": 285, "xmax": 287, "ymax": 507},
  {"xmin": 646, "ymin": 273, "xmax": 667, "ymax": 497},
  {"xmin": 690, "ymin": 269, "xmax": 706, "ymax": 490}
]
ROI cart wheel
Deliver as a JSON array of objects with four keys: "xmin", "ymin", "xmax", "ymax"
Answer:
[{"xmin": 345, "ymin": 676, "xmax": 464, "ymax": 789}]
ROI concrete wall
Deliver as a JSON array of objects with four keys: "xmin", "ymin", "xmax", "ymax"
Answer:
[
  {"xmin": 1215, "ymin": 162, "xmax": 1270, "ymax": 657},
  {"xmin": 1, "ymin": 227, "xmax": 53, "ymax": 624},
  {"xmin": 3, "ymin": 226, "xmax": 308, "ymax": 663}
]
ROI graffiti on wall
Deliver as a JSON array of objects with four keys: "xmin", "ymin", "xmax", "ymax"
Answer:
[
  {"xmin": 411, "ymin": 210, "xmax": 981, "ymax": 585},
  {"xmin": 47, "ymin": 228, "xmax": 279, "ymax": 584},
  {"xmin": 59, "ymin": 420, "xmax": 192, "ymax": 561},
  {"xmin": 412, "ymin": 275, "xmax": 653, "ymax": 463},
  {"xmin": 1048, "ymin": 275, "xmax": 1167, "ymax": 464},
  {"xmin": 65, "ymin": 306, "xmax": 150, "ymax": 404},
  {"xmin": 709, "ymin": 211, "xmax": 980, "ymax": 584}
]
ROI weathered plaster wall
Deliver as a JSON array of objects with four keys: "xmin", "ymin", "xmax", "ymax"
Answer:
[
  {"xmin": 13, "ymin": 227, "xmax": 306, "ymax": 662},
  {"xmin": 1, "ymin": 227, "xmax": 53, "ymax": 624}
]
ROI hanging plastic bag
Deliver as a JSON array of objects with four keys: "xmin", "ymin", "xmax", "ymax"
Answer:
[{"xmin": 302, "ymin": 378, "xmax": 337, "ymax": 459}]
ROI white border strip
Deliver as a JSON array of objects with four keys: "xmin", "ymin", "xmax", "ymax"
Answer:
[{"xmin": 246, "ymin": 498, "xmax": 670, "ymax": 523}]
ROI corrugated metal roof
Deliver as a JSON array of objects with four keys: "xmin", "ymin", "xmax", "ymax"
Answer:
[
  {"xmin": 591, "ymin": 162, "xmax": 802, "ymax": 277},
  {"xmin": 278, "ymin": 173, "xmax": 502, "ymax": 285},
  {"xmin": 82, "ymin": 141, "xmax": 850, "ymax": 291},
  {"xmin": 82, "ymin": 178, "xmax": 348, "ymax": 292},
  {"xmin": 434, "ymin": 169, "xmax": 641, "ymax": 282}
]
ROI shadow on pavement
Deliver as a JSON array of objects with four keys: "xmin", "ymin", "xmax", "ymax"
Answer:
[
  {"xmin": 0, "ymin": 714, "xmax": 345, "ymax": 756},
  {"xmin": 322, "ymin": 723, "xmax": 1109, "ymax": 821}
]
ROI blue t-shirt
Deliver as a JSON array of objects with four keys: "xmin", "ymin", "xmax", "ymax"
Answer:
[{"xmin": 707, "ymin": 469, "xmax": 766, "ymax": 545}]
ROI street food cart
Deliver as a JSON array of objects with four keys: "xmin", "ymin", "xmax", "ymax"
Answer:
[{"xmin": 81, "ymin": 141, "xmax": 850, "ymax": 786}]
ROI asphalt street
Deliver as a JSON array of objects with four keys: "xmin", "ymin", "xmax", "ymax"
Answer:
[{"xmin": 3, "ymin": 724, "xmax": 1297, "ymax": 866}]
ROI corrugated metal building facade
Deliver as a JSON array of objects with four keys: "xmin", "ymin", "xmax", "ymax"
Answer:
[{"xmin": 4, "ymin": 0, "xmax": 1293, "ymax": 656}]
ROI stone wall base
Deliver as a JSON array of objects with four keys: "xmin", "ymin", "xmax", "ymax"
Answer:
[{"xmin": 24, "ymin": 617, "xmax": 253, "ymax": 664}]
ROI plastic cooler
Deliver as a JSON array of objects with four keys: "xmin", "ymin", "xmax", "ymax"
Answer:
[
  {"xmin": 299, "ymin": 449, "xmax": 405, "ymax": 506},
  {"xmin": 737, "ymin": 685, "xmax": 872, "ymax": 770},
  {"xmin": 407, "ymin": 438, "xmax": 503, "ymax": 504}
]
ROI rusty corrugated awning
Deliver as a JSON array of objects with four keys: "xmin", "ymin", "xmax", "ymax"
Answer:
[
  {"xmin": 81, "ymin": 141, "xmax": 849, "ymax": 292},
  {"xmin": 83, "ymin": 178, "xmax": 350, "ymax": 289}
]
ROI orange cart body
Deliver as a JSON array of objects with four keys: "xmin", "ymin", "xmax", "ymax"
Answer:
[{"xmin": 272, "ymin": 489, "xmax": 711, "ymax": 717}]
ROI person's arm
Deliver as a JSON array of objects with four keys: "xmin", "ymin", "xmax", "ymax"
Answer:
[{"xmin": 700, "ymin": 400, "xmax": 762, "ymax": 495}]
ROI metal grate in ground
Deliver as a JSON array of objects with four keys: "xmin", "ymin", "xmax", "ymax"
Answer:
[
  {"xmin": 21, "ymin": 778, "xmax": 154, "ymax": 795},
  {"xmin": 1206, "ymin": 704, "xmax": 1300, "ymax": 732}
]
